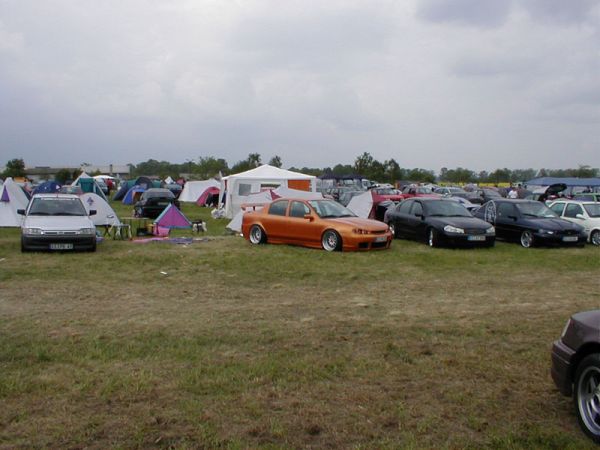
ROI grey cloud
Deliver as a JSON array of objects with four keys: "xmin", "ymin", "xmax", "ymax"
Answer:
[
  {"xmin": 416, "ymin": 0, "xmax": 512, "ymax": 27},
  {"xmin": 518, "ymin": 0, "xmax": 600, "ymax": 25}
]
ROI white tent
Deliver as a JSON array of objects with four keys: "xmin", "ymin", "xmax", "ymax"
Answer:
[
  {"xmin": 347, "ymin": 191, "xmax": 374, "ymax": 219},
  {"xmin": 220, "ymin": 165, "xmax": 316, "ymax": 218},
  {"xmin": 81, "ymin": 193, "xmax": 120, "ymax": 226},
  {"xmin": 179, "ymin": 179, "xmax": 220, "ymax": 202},
  {"xmin": 0, "ymin": 178, "xmax": 29, "ymax": 227},
  {"xmin": 226, "ymin": 186, "xmax": 324, "ymax": 232}
]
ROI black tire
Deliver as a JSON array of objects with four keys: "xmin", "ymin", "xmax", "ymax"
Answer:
[
  {"xmin": 249, "ymin": 225, "xmax": 266, "ymax": 245},
  {"xmin": 591, "ymin": 230, "xmax": 600, "ymax": 246},
  {"xmin": 389, "ymin": 222, "xmax": 400, "ymax": 239},
  {"xmin": 427, "ymin": 228, "xmax": 440, "ymax": 248},
  {"xmin": 520, "ymin": 230, "xmax": 534, "ymax": 248},
  {"xmin": 21, "ymin": 238, "xmax": 30, "ymax": 253},
  {"xmin": 574, "ymin": 353, "xmax": 600, "ymax": 443},
  {"xmin": 322, "ymin": 230, "xmax": 342, "ymax": 252},
  {"xmin": 88, "ymin": 242, "xmax": 97, "ymax": 253}
]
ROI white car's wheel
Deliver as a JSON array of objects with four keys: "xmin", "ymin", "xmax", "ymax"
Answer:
[{"xmin": 591, "ymin": 230, "xmax": 600, "ymax": 246}]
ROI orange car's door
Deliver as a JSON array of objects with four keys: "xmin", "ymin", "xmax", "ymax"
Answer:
[
  {"xmin": 264, "ymin": 200, "xmax": 290, "ymax": 241},
  {"xmin": 287, "ymin": 200, "xmax": 322, "ymax": 246}
]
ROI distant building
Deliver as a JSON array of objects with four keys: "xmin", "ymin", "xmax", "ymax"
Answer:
[{"xmin": 25, "ymin": 164, "xmax": 131, "ymax": 182}]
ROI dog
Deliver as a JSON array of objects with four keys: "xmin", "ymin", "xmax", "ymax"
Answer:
[{"xmin": 192, "ymin": 220, "xmax": 207, "ymax": 233}]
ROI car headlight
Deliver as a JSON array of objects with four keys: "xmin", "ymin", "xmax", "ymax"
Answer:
[
  {"xmin": 23, "ymin": 227, "xmax": 43, "ymax": 235},
  {"xmin": 538, "ymin": 229, "xmax": 554, "ymax": 235},
  {"xmin": 79, "ymin": 228, "xmax": 96, "ymax": 235},
  {"xmin": 485, "ymin": 226, "xmax": 495, "ymax": 234},
  {"xmin": 443, "ymin": 225, "xmax": 464, "ymax": 234},
  {"xmin": 353, "ymin": 228, "xmax": 369, "ymax": 235}
]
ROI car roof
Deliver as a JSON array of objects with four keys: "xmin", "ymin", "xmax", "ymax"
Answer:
[{"xmin": 549, "ymin": 199, "xmax": 597, "ymax": 205}]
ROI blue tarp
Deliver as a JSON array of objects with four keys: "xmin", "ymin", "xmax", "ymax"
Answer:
[
  {"xmin": 525, "ymin": 177, "xmax": 600, "ymax": 188},
  {"xmin": 33, "ymin": 181, "xmax": 61, "ymax": 195}
]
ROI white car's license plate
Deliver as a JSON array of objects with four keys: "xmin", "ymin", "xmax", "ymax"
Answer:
[
  {"xmin": 374, "ymin": 236, "xmax": 388, "ymax": 243},
  {"xmin": 562, "ymin": 236, "xmax": 578, "ymax": 242},
  {"xmin": 50, "ymin": 243, "xmax": 73, "ymax": 250},
  {"xmin": 468, "ymin": 235, "xmax": 485, "ymax": 241}
]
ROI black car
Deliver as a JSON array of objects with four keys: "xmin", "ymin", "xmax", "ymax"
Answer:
[
  {"xmin": 384, "ymin": 198, "xmax": 495, "ymax": 248},
  {"xmin": 474, "ymin": 199, "xmax": 586, "ymax": 248},
  {"xmin": 434, "ymin": 187, "xmax": 483, "ymax": 204},
  {"xmin": 474, "ymin": 188, "xmax": 503, "ymax": 203},
  {"xmin": 134, "ymin": 188, "xmax": 180, "ymax": 219},
  {"xmin": 551, "ymin": 310, "xmax": 600, "ymax": 443}
]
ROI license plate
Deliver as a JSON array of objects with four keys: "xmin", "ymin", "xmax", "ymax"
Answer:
[
  {"xmin": 468, "ymin": 235, "xmax": 485, "ymax": 241},
  {"xmin": 50, "ymin": 243, "xmax": 73, "ymax": 250},
  {"xmin": 562, "ymin": 236, "xmax": 578, "ymax": 242},
  {"xmin": 374, "ymin": 236, "xmax": 388, "ymax": 243}
]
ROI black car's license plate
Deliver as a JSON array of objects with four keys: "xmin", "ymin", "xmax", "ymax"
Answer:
[
  {"xmin": 562, "ymin": 236, "xmax": 578, "ymax": 242},
  {"xmin": 467, "ymin": 235, "xmax": 485, "ymax": 241},
  {"xmin": 50, "ymin": 243, "xmax": 74, "ymax": 250}
]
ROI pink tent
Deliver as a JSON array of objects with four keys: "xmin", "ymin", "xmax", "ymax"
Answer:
[
  {"xmin": 154, "ymin": 204, "xmax": 192, "ymax": 229},
  {"xmin": 196, "ymin": 186, "xmax": 220, "ymax": 206}
]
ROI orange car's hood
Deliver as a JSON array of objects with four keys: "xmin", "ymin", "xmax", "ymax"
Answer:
[{"xmin": 329, "ymin": 217, "xmax": 388, "ymax": 230}]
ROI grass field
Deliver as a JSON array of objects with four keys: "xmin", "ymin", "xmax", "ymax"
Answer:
[{"xmin": 1, "ymin": 201, "xmax": 599, "ymax": 448}]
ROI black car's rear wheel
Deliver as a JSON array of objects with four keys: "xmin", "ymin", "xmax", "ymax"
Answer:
[
  {"xmin": 322, "ymin": 230, "xmax": 342, "ymax": 252},
  {"xmin": 574, "ymin": 354, "xmax": 600, "ymax": 443},
  {"xmin": 388, "ymin": 222, "xmax": 399, "ymax": 239},
  {"xmin": 520, "ymin": 230, "xmax": 534, "ymax": 248},
  {"xmin": 249, "ymin": 225, "xmax": 266, "ymax": 245}
]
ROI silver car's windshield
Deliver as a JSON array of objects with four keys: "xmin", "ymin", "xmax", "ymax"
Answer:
[
  {"xmin": 308, "ymin": 200, "xmax": 356, "ymax": 219},
  {"xmin": 28, "ymin": 198, "xmax": 87, "ymax": 216},
  {"xmin": 516, "ymin": 202, "xmax": 557, "ymax": 218}
]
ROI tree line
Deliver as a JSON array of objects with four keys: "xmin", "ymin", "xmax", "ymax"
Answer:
[{"xmin": 3, "ymin": 154, "xmax": 599, "ymax": 185}]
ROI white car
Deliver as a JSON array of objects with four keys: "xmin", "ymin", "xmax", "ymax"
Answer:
[
  {"xmin": 18, "ymin": 194, "xmax": 97, "ymax": 252},
  {"xmin": 549, "ymin": 200, "xmax": 600, "ymax": 246}
]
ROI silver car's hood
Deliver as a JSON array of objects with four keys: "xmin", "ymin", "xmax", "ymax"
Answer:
[{"xmin": 22, "ymin": 215, "xmax": 95, "ymax": 230}]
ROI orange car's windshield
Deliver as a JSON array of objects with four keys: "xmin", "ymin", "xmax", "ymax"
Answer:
[{"xmin": 308, "ymin": 200, "xmax": 356, "ymax": 219}]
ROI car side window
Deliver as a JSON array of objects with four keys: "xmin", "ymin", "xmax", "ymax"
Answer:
[
  {"xmin": 411, "ymin": 202, "xmax": 423, "ymax": 216},
  {"xmin": 564, "ymin": 203, "xmax": 583, "ymax": 218},
  {"xmin": 497, "ymin": 202, "xmax": 516, "ymax": 218},
  {"xmin": 550, "ymin": 203, "xmax": 565, "ymax": 216},
  {"xmin": 268, "ymin": 200, "xmax": 288, "ymax": 216},
  {"xmin": 289, "ymin": 201, "xmax": 309, "ymax": 218},
  {"xmin": 397, "ymin": 201, "xmax": 412, "ymax": 214}
]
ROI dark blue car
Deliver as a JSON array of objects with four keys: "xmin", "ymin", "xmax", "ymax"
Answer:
[{"xmin": 474, "ymin": 199, "xmax": 586, "ymax": 248}]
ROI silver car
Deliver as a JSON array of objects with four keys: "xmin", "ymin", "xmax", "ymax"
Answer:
[{"xmin": 18, "ymin": 194, "xmax": 97, "ymax": 252}]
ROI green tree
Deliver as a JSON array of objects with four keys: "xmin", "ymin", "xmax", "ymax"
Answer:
[
  {"xmin": 196, "ymin": 156, "xmax": 229, "ymax": 179},
  {"xmin": 268, "ymin": 155, "xmax": 283, "ymax": 168},
  {"xmin": 3, "ymin": 158, "xmax": 26, "ymax": 178},
  {"xmin": 55, "ymin": 169, "xmax": 72, "ymax": 184},
  {"xmin": 383, "ymin": 159, "xmax": 403, "ymax": 184},
  {"xmin": 353, "ymin": 152, "xmax": 374, "ymax": 175}
]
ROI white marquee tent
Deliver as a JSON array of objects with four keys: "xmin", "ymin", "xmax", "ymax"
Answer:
[{"xmin": 220, "ymin": 165, "xmax": 316, "ymax": 218}]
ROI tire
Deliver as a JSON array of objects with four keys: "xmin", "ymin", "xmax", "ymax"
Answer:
[
  {"xmin": 21, "ymin": 239, "xmax": 30, "ymax": 253},
  {"xmin": 389, "ymin": 222, "xmax": 399, "ymax": 239},
  {"xmin": 249, "ymin": 225, "xmax": 266, "ymax": 245},
  {"xmin": 574, "ymin": 353, "xmax": 600, "ymax": 443},
  {"xmin": 322, "ymin": 230, "xmax": 342, "ymax": 252},
  {"xmin": 520, "ymin": 230, "xmax": 534, "ymax": 248},
  {"xmin": 427, "ymin": 228, "xmax": 439, "ymax": 248},
  {"xmin": 591, "ymin": 230, "xmax": 600, "ymax": 246}
]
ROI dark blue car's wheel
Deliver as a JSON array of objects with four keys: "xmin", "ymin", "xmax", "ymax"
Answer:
[
  {"xmin": 427, "ymin": 228, "xmax": 440, "ymax": 248},
  {"xmin": 520, "ymin": 230, "xmax": 534, "ymax": 248},
  {"xmin": 574, "ymin": 354, "xmax": 600, "ymax": 443}
]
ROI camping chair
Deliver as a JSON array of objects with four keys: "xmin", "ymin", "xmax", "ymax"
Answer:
[{"xmin": 109, "ymin": 222, "xmax": 132, "ymax": 240}]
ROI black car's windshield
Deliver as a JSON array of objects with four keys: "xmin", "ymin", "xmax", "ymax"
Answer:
[
  {"xmin": 28, "ymin": 198, "xmax": 87, "ymax": 216},
  {"xmin": 516, "ymin": 202, "xmax": 557, "ymax": 218},
  {"xmin": 425, "ymin": 200, "xmax": 471, "ymax": 217},
  {"xmin": 584, "ymin": 203, "xmax": 600, "ymax": 217},
  {"xmin": 308, "ymin": 200, "xmax": 356, "ymax": 218},
  {"xmin": 374, "ymin": 188, "xmax": 397, "ymax": 195}
]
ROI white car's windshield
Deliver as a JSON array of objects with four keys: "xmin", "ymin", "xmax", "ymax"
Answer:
[
  {"xmin": 308, "ymin": 200, "xmax": 356, "ymax": 218},
  {"xmin": 28, "ymin": 198, "xmax": 87, "ymax": 216}
]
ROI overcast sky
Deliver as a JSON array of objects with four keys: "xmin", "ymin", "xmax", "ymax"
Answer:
[{"xmin": 1, "ymin": 0, "xmax": 599, "ymax": 172}]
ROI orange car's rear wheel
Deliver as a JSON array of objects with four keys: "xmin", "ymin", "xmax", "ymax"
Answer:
[
  {"xmin": 249, "ymin": 225, "xmax": 267, "ymax": 244},
  {"xmin": 322, "ymin": 230, "xmax": 342, "ymax": 252}
]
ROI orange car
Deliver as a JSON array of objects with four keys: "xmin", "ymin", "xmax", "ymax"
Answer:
[{"xmin": 241, "ymin": 198, "xmax": 392, "ymax": 251}]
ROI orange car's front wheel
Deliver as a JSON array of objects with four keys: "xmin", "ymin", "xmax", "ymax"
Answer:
[{"xmin": 322, "ymin": 230, "xmax": 342, "ymax": 252}]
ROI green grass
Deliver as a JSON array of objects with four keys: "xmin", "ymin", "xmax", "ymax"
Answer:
[{"xmin": 0, "ymin": 201, "xmax": 599, "ymax": 448}]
